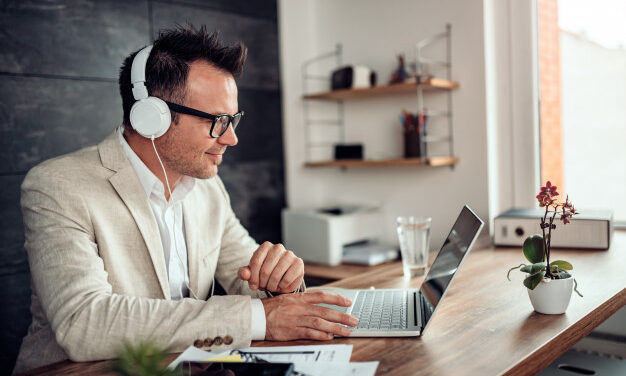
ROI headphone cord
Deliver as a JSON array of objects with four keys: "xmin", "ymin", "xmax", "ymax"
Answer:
[{"xmin": 150, "ymin": 136, "xmax": 213, "ymax": 300}]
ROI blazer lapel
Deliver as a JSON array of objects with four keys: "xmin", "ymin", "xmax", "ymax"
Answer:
[
  {"xmin": 183, "ymin": 193, "xmax": 201, "ymax": 298},
  {"xmin": 98, "ymin": 131, "xmax": 170, "ymax": 299}
]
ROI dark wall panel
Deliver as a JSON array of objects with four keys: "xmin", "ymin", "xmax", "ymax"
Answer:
[
  {"xmin": 220, "ymin": 160, "xmax": 284, "ymax": 244},
  {"xmin": 162, "ymin": 0, "xmax": 278, "ymax": 20},
  {"xmin": 152, "ymin": 2, "xmax": 280, "ymax": 90},
  {"xmin": 0, "ymin": 175, "xmax": 25, "ymax": 261},
  {"xmin": 0, "ymin": 76, "xmax": 121, "ymax": 173},
  {"xmin": 0, "ymin": 175, "xmax": 30, "ymax": 374},
  {"xmin": 227, "ymin": 88, "xmax": 283, "ymax": 163},
  {"xmin": 0, "ymin": 269, "xmax": 31, "ymax": 374},
  {"xmin": 0, "ymin": 0, "xmax": 150, "ymax": 79}
]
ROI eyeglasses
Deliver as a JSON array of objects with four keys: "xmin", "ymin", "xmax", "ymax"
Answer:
[{"xmin": 165, "ymin": 101, "xmax": 244, "ymax": 138}]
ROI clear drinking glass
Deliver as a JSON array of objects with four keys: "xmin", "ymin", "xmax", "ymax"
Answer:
[{"xmin": 396, "ymin": 216, "xmax": 432, "ymax": 278}]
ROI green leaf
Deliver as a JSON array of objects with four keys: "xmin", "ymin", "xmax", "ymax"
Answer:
[
  {"xmin": 527, "ymin": 262, "xmax": 546, "ymax": 276},
  {"xmin": 520, "ymin": 265, "xmax": 533, "ymax": 273},
  {"xmin": 550, "ymin": 260, "xmax": 573, "ymax": 270},
  {"xmin": 524, "ymin": 270, "xmax": 545, "ymax": 290},
  {"xmin": 110, "ymin": 341, "xmax": 179, "ymax": 376},
  {"xmin": 523, "ymin": 235, "xmax": 545, "ymax": 263}
]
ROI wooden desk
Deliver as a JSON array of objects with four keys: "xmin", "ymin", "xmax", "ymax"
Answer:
[
  {"xmin": 305, "ymin": 261, "xmax": 401, "ymax": 282},
  {"xmin": 22, "ymin": 233, "xmax": 626, "ymax": 375}
]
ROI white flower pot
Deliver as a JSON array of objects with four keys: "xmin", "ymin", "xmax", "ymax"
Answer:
[{"xmin": 527, "ymin": 276, "xmax": 573, "ymax": 314}]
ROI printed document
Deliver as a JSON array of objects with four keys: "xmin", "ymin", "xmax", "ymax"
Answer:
[{"xmin": 169, "ymin": 344, "xmax": 378, "ymax": 376}]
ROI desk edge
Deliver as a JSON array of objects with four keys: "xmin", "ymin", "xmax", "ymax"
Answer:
[{"xmin": 502, "ymin": 287, "xmax": 626, "ymax": 376}]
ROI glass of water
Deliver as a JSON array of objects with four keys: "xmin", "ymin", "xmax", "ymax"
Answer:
[{"xmin": 396, "ymin": 216, "xmax": 432, "ymax": 278}]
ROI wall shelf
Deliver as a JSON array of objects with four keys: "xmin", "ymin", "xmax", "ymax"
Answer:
[
  {"xmin": 304, "ymin": 156, "xmax": 459, "ymax": 168},
  {"xmin": 301, "ymin": 25, "xmax": 456, "ymax": 169},
  {"xmin": 303, "ymin": 78, "xmax": 459, "ymax": 100}
]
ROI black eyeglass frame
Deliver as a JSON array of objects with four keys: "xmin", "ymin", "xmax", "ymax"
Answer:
[{"xmin": 165, "ymin": 101, "xmax": 244, "ymax": 138}]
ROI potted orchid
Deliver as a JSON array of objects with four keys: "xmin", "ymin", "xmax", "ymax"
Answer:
[{"xmin": 507, "ymin": 181, "xmax": 583, "ymax": 314}]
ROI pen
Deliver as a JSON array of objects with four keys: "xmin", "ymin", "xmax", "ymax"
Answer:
[{"xmin": 401, "ymin": 110, "xmax": 411, "ymax": 132}]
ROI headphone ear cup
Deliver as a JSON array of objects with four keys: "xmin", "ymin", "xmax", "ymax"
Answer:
[{"xmin": 130, "ymin": 96, "xmax": 171, "ymax": 138}]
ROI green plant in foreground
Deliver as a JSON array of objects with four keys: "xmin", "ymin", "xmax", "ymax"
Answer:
[
  {"xmin": 507, "ymin": 181, "xmax": 583, "ymax": 297},
  {"xmin": 110, "ymin": 341, "xmax": 179, "ymax": 376}
]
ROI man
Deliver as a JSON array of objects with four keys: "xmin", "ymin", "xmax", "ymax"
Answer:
[{"xmin": 14, "ymin": 25, "xmax": 357, "ymax": 373}]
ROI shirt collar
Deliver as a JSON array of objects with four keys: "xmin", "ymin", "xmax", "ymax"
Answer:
[{"xmin": 117, "ymin": 126, "xmax": 195, "ymax": 204}]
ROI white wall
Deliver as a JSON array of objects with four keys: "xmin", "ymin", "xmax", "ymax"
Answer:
[{"xmin": 279, "ymin": 0, "xmax": 490, "ymax": 250}]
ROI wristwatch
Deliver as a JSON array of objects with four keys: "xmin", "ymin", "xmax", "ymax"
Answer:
[{"xmin": 264, "ymin": 281, "xmax": 306, "ymax": 297}]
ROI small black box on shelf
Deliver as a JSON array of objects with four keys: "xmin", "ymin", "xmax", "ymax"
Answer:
[
  {"xmin": 334, "ymin": 144, "xmax": 363, "ymax": 160},
  {"xmin": 403, "ymin": 130, "xmax": 421, "ymax": 158},
  {"xmin": 331, "ymin": 66, "xmax": 377, "ymax": 90}
]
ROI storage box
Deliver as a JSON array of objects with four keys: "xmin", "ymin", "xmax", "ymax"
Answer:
[{"xmin": 493, "ymin": 208, "xmax": 612, "ymax": 250}]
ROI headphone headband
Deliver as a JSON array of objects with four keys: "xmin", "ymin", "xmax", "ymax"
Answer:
[{"xmin": 131, "ymin": 45, "xmax": 153, "ymax": 100}]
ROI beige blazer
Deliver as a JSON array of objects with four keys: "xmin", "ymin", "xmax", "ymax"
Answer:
[{"xmin": 14, "ymin": 131, "xmax": 269, "ymax": 373}]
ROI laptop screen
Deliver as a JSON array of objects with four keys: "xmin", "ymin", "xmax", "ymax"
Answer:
[{"xmin": 419, "ymin": 205, "xmax": 484, "ymax": 329}]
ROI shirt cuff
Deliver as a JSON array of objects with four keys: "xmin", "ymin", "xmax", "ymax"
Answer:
[{"xmin": 250, "ymin": 298, "xmax": 266, "ymax": 340}]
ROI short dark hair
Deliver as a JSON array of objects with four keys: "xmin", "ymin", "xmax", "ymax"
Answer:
[{"xmin": 119, "ymin": 24, "xmax": 247, "ymax": 131}]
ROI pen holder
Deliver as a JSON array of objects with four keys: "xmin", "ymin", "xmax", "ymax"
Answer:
[{"xmin": 403, "ymin": 129, "xmax": 421, "ymax": 158}]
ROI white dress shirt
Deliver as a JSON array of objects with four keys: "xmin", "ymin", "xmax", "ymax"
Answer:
[{"xmin": 117, "ymin": 127, "xmax": 266, "ymax": 339}]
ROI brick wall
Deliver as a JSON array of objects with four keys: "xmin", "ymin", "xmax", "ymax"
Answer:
[{"xmin": 538, "ymin": 0, "xmax": 564, "ymax": 192}]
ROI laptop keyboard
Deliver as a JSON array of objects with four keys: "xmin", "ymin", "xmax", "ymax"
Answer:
[{"xmin": 350, "ymin": 290, "xmax": 408, "ymax": 330}]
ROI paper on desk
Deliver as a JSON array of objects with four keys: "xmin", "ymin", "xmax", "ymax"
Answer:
[
  {"xmin": 168, "ymin": 346, "xmax": 231, "ymax": 369},
  {"xmin": 234, "ymin": 344, "xmax": 352, "ymax": 363},
  {"xmin": 168, "ymin": 344, "xmax": 378, "ymax": 376}
]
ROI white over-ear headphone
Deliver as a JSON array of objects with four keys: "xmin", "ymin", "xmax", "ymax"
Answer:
[{"xmin": 130, "ymin": 45, "xmax": 172, "ymax": 139}]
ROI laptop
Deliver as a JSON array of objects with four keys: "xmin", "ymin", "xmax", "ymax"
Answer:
[{"xmin": 320, "ymin": 205, "xmax": 484, "ymax": 337}]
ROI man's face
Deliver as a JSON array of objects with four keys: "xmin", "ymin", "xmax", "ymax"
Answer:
[{"xmin": 157, "ymin": 60, "xmax": 239, "ymax": 179}]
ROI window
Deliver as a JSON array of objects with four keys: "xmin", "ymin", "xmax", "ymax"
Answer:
[{"xmin": 537, "ymin": 0, "xmax": 626, "ymax": 223}]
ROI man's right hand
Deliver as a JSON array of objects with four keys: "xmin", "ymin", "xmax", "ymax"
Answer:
[{"xmin": 261, "ymin": 291, "xmax": 358, "ymax": 341}]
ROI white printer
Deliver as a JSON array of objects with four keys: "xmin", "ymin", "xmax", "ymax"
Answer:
[{"xmin": 282, "ymin": 205, "xmax": 388, "ymax": 266}]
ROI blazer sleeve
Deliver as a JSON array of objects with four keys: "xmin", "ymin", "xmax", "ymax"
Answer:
[{"xmin": 21, "ymin": 167, "xmax": 254, "ymax": 362}]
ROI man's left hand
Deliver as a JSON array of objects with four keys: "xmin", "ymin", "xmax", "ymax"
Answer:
[{"xmin": 238, "ymin": 242, "xmax": 304, "ymax": 294}]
